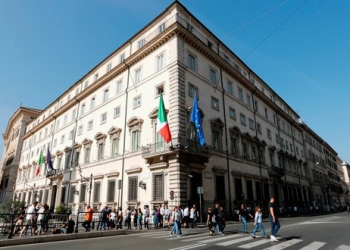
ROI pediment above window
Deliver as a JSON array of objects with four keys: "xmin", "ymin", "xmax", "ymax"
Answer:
[
  {"xmin": 56, "ymin": 150, "xmax": 64, "ymax": 156},
  {"xmin": 64, "ymin": 146, "xmax": 72, "ymax": 153},
  {"xmin": 229, "ymin": 126, "xmax": 241, "ymax": 136},
  {"xmin": 127, "ymin": 116, "xmax": 143, "ymax": 128},
  {"xmin": 148, "ymin": 107, "xmax": 169, "ymax": 120},
  {"xmin": 186, "ymin": 106, "xmax": 205, "ymax": 118},
  {"xmin": 73, "ymin": 143, "xmax": 82, "ymax": 150},
  {"xmin": 94, "ymin": 132, "xmax": 107, "ymax": 141},
  {"xmin": 108, "ymin": 126, "xmax": 122, "ymax": 136},
  {"xmin": 82, "ymin": 138, "xmax": 93, "ymax": 146},
  {"xmin": 210, "ymin": 118, "xmax": 224, "ymax": 130}
]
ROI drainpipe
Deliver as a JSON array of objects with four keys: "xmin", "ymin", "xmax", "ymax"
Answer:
[
  {"xmin": 120, "ymin": 54, "xmax": 131, "ymax": 208},
  {"xmin": 218, "ymin": 43, "xmax": 233, "ymax": 219}
]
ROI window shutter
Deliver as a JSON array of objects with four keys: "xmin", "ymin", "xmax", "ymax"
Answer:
[{"xmin": 107, "ymin": 180, "xmax": 116, "ymax": 202}]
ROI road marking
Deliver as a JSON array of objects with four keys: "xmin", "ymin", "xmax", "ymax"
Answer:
[
  {"xmin": 168, "ymin": 243, "xmax": 206, "ymax": 250},
  {"xmin": 299, "ymin": 241, "xmax": 326, "ymax": 250},
  {"xmin": 335, "ymin": 245, "xmax": 350, "ymax": 250},
  {"xmin": 262, "ymin": 239, "xmax": 303, "ymax": 250},
  {"xmin": 199, "ymin": 234, "xmax": 242, "ymax": 243},
  {"xmin": 239, "ymin": 238, "xmax": 271, "ymax": 248},
  {"xmin": 180, "ymin": 234, "xmax": 216, "ymax": 242},
  {"xmin": 167, "ymin": 233, "xmax": 208, "ymax": 240},
  {"xmin": 216, "ymin": 235, "xmax": 253, "ymax": 246}
]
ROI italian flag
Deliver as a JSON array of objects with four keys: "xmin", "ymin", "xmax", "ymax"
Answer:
[
  {"xmin": 157, "ymin": 95, "xmax": 172, "ymax": 143},
  {"xmin": 36, "ymin": 150, "xmax": 44, "ymax": 177}
]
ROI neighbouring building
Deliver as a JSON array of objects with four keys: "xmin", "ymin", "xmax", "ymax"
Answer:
[{"xmin": 1, "ymin": 1, "xmax": 346, "ymax": 217}]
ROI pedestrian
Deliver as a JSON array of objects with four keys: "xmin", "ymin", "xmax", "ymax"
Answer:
[
  {"xmin": 159, "ymin": 205, "xmax": 165, "ymax": 228},
  {"xmin": 213, "ymin": 203, "xmax": 223, "ymax": 234},
  {"xmin": 132, "ymin": 208, "xmax": 138, "ymax": 229},
  {"xmin": 268, "ymin": 197, "xmax": 280, "ymax": 242},
  {"xmin": 219, "ymin": 206, "xmax": 226, "ymax": 234},
  {"xmin": 137, "ymin": 208, "xmax": 143, "ymax": 230},
  {"xmin": 239, "ymin": 203, "xmax": 253, "ymax": 233},
  {"xmin": 82, "ymin": 205, "xmax": 94, "ymax": 232},
  {"xmin": 169, "ymin": 206, "xmax": 181, "ymax": 237},
  {"xmin": 206, "ymin": 207, "xmax": 215, "ymax": 236},
  {"xmin": 183, "ymin": 205, "xmax": 189, "ymax": 228},
  {"xmin": 189, "ymin": 204, "xmax": 197, "ymax": 228},
  {"xmin": 164, "ymin": 205, "xmax": 170, "ymax": 228},
  {"xmin": 251, "ymin": 206, "xmax": 267, "ymax": 239},
  {"xmin": 144, "ymin": 205, "xmax": 150, "ymax": 229},
  {"xmin": 19, "ymin": 201, "xmax": 38, "ymax": 237},
  {"xmin": 117, "ymin": 207, "xmax": 123, "ymax": 229},
  {"xmin": 125, "ymin": 207, "xmax": 132, "ymax": 229},
  {"xmin": 60, "ymin": 215, "xmax": 75, "ymax": 234},
  {"xmin": 109, "ymin": 208, "xmax": 117, "ymax": 229},
  {"xmin": 152, "ymin": 207, "xmax": 159, "ymax": 229},
  {"xmin": 13, "ymin": 206, "xmax": 25, "ymax": 235},
  {"xmin": 36, "ymin": 203, "xmax": 46, "ymax": 235}
]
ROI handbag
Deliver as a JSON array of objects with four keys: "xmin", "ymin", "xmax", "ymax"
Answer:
[{"xmin": 211, "ymin": 216, "xmax": 216, "ymax": 223}]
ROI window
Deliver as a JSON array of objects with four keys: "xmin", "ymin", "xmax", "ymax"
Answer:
[
  {"xmin": 64, "ymin": 151, "xmax": 71, "ymax": 169},
  {"xmin": 216, "ymin": 176, "xmax": 225, "ymax": 200},
  {"xmin": 84, "ymin": 147, "xmax": 90, "ymax": 164},
  {"xmin": 210, "ymin": 69, "xmax": 217, "ymax": 85},
  {"xmin": 153, "ymin": 173, "xmax": 164, "ymax": 201},
  {"xmin": 111, "ymin": 138, "xmax": 119, "ymax": 156},
  {"xmin": 90, "ymin": 97, "xmax": 95, "ymax": 110},
  {"xmin": 81, "ymin": 103, "xmax": 86, "ymax": 116},
  {"xmin": 97, "ymin": 143, "xmax": 105, "ymax": 160},
  {"xmin": 246, "ymin": 95, "xmax": 251, "ymax": 107},
  {"xmin": 60, "ymin": 135, "xmax": 65, "ymax": 144},
  {"xmin": 78, "ymin": 125, "xmax": 83, "ymax": 135},
  {"xmin": 56, "ymin": 120, "xmax": 60, "ymax": 130},
  {"xmin": 211, "ymin": 96, "xmax": 219, "ymax": 110},
  {"xmin": 93, "ymin": 182, "xmax": 101, "ymax": 203},
  {"xmin": 229, "ymin": 107, "xmax": 236, "ymax": 119},
  {"xmin": 135, "ymin": 68, "xmax": 142, "ymax": 84},
  {"xmin": 116, "ymin": 80, "xmax": 123, "ymax": 94},
  {"xmin": 254, "ymin": 101, "xmax": 258, "ymax": 111},
  {"xmin": 257, "ymin": 123, "xmax": 262, "ymax": 134},
  {"xmin": 120, "ymin": 53, "xmax": 125, "ymax": 63},
  {"xmin": 265, "ymin": 108, "xmax": 268, "ymax": 119},
  {"xmin": 231, "ymin": 137, "xmax": 239, "ymax": 156},
  {"xmin": 114, "ymin": 107, "xmax": 121, "ymax": 117},
  {"xmin": 138, "ymin": 39, "xmax": 145, "ymax": 49},
  {"xmin": 188, "ymin": 54, "xmax": 196, "ymax": 71},
  {"xmin": 132, "ymin": 130, "xmax": 140, "ymax": 151},
  {"xmin": 133, "ymin": 96, "xmax": 141, "ymax": 108},
  {"xmin": 53, "ymin": 139, "xmax": 57, "ymax": 148},
  {"xmin": 69, "ymin": 130, "xmax": 74, "ymax": 140},
  {"xmin": 227, "ymin": 81, "xmax": 233, "ymax": 95},
  {"xmin": 84, "ymin": 81, "xmax": 89, "ymax": 89},
  {"xmin": 79, "ymin": 184, "xmax": 86, "ymax": 203},
  {"xmin": 128, "ymin": 177, "xmax": 138, "ymax": 201},
  {"xmin": 157, "ymin": 53, "xmax": 165, "ymax": 71},
  {"xmin": 249, "ymin": 119, "xmax": 255, "ymax": 130},
  {"xmin": 94, "ymin": 73, "xmax": 98, "ymax": 82},
  {"xmin": 103, "ymin": 89, "xmax": 109, "ymax": 102},
  {"xmin": 88, "ymin": 120, "xmax": 93, "ymax": 130},
  {"xmin": 242, "ymin": 142, "xmax": 248, "ymax": 159},
  {"xmin": 71, "ymin": 109, "xmax": 76, "ymax": 122},
  {"xmin": 107, "ymin": 180, "xmax": 116, "ymax": 202},
  {"xmin": 187, "ymin": 23, "xmax": 193, "ymax": 32},
  {"xmin": 100, "ymin": 113, "xmax": 107, "ymax": 124},
  {"xmin": 63, "ymin": 115, "xmax": 68, "ymax": 126},
  {"xmin": 238, "ymin": 88, "xmax": 243, "ymax": 102},
  {"xmin": 60, "ymin": 186, "xmax": 66, "ymax": 204},
  {"xmin": 212, "ymin": 130, "xmax": 222, "ymax": 151},
  {"xmin": 158, "ymin": 22, "xmax": 165, "ymax": 33},
  {"xmin": 107, "ymin": 63, "xmax": 112, "ymax": 72},
  {"xmin": 189, "ymin": 83, "xmax": 198, "ymax": 97},
  {"xmin": 276, "ymin": 134, "xmax": 279, "ymax": 144},
  {"xmin": 267, "ymin": 129, "xmax": 271, "ymax": 139},
  {"xmin": 156, "ymin": 84, "xmax": 164, "ymax": 96},
  {"xmin": 240, "ymin": 113, "xmax": 246, "ymax": 125}
]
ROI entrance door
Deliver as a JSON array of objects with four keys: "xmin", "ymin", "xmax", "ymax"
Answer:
[{"xmin": 50, "ymin": 185, "xmax": 57, "ymax": 212}]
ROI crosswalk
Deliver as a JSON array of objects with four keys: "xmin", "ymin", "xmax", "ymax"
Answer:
[{"xmin": 130, "ymin": 230, "xmax": 350, "ymax": 250}]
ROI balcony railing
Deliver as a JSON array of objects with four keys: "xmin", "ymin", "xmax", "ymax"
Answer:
[
  {"xmin": 142, "ymin": 137, "xmax": 211, "ymax": 158},
  {"xmin": 268, "ymin": 166, "xmax": 285, "ymax": 178}
]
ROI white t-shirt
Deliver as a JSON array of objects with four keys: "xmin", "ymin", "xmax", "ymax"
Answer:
[
  {"xmin": 26, "ymin": 205, "xmax": 36, "ymax": 220},
  {"xmin": 37, "ymin": 207, "xmax": 45, "ymax": 221},
  {"xmin": 184, "ymin": 207, "xmax": 189, "ymax": 216},
  {"xmin": 109, "ymin": 212, "xmax": 116, "ymax": 220}
]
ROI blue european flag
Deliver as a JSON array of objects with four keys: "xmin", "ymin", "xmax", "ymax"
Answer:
[{"xmin": 190, "ymin": 93, "xmax": 205, "ymax": 146}]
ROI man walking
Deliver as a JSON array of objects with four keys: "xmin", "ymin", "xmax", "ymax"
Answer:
[
  {"xmin": 82, "ymin": 205, "xmax": 94, "ymax": 232},
  {"xmin": 268, "ymin": 197, "xmax": 280, "ymax": 242}
]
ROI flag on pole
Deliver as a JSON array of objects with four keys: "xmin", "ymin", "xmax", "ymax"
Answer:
[
  {"xmin": 190, "ymin": 93, "xmax": 205, "ymax": 146},
  {"xmin": 156, "ymin": 94, "xmax": 172, "ymax": 143},
  {"xmin": 46, "ymin": 147, "xmax": 54, "ymax": 171},
  {"xmin": 36, "ymin": 151, "xmax": 44, "ymax": 177}
]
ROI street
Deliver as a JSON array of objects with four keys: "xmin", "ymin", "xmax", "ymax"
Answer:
[{"xmin": 4, "ymin": 212, "xmax": 350, "ymax": 250}]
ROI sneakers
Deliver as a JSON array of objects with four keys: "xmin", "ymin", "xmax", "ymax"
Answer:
[
  {"xmin": 251, "ymin": 235, "xmax": 256, "ymax": 238},
  {"xmin": 270, "ymin": 235, "xmax": 279, "ymax": 242}
]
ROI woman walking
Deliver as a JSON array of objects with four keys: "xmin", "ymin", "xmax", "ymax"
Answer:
[
  {"xmin": 206, "ymin": 207, "xmax": 215, "ymax": 236},
  {"xmin": 251, "ymin": 206, "xmax": 268, "ymax": 239},
  {"xmin": 239, "ymin": 204, "xmax": 253, "ymax": 233}
]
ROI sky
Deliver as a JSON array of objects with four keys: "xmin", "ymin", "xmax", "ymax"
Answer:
[{"xmin": 0, "ymin": 0, "xmax": 349, "ymax": 163}]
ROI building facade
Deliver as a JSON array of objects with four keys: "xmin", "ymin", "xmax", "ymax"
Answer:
[{"xmin": 1, "ymin": 1, "xmax": 346, "ymax": 217}]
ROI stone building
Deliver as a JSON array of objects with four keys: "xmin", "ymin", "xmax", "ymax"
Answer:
[{"xmin": 1, "ymin": 1, "xmax": 345, "ymax": 217}]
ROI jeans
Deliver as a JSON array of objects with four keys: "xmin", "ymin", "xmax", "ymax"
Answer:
[
  {"xmin": 241, "ymin": 216, "xmax": 248, "ymax": 232},
  {"xmin": 170, "ymin": 220, "xmax": 180, "ymax": 235},
  {"xmin": 252, "ymin": 222, "xmax": 267, "ymax": 237},
  {"xmin": 269, "ymin": 217, "xmax": 280, "ymax": 236},
  {"xmin": 216, "ymin": 221, "xmax": 222, "ymax": 233}
]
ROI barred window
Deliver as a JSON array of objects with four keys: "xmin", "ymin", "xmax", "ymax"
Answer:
[
  {"xmin": 107, "ymin": 180, "xmax": 116, "ymax": 202},
  {"xmin": 60, "ymin": 186, "xmax": 66, "ymax": 204},
  {"xmin": 128, "ymin": 177, "xmax": 138, "ymax": 201},
  {"xmin": 80, "ymin": 184, "xmax": 86, "ymax": 203},
  {"xmin": 153, "ymin": 174, "xmax": 164, "ymax": 201},
  {"xmin": 69, "ymin": 185, "xmax": 75, "ymax": 203},
  {"xmin": 93, "ymin": 182, "xmax": 101, "ymax": 203}
]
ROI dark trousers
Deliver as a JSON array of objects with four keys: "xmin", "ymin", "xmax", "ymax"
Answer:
[{"xmin": 82, "ymin": 220, "xmax": 91, "ymax": 231}]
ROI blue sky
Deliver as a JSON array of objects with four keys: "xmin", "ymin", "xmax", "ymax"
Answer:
[{"xmin": 1, "ymin": 0, "xmax": 349, "ymax": 162}]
